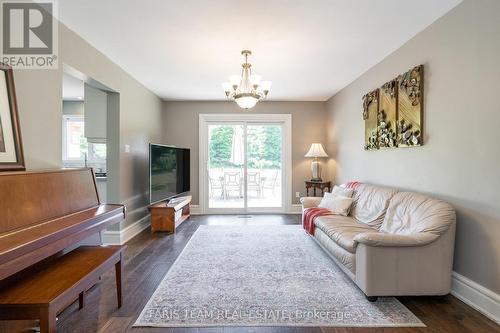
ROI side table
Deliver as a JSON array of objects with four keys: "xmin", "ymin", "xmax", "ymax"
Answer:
[{"xmin": 305, "ymin": 180, "xmax": 331, "ymax": 197}]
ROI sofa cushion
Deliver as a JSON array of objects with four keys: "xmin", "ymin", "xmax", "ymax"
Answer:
[
  {"xmin": 331, "ymin": 185, "xmax": 354, "ymax": 198},
  {"xmin": 380, "ymin": 191, "xmax": 456, "ymax": 235},
  {"xmin": 314, "ymin": 215, "xmax": 377, "ymax": 253},
  {"xmin": 314, "ymin": 228, "xmax": 356, "ymax": 274},
  {"xmin": 350, "ymin": 184, "xmax": 398, "ymax": 228},
  {"xmin": 318, "ymin": 192, "xmax": 354, "ymax": 216}
]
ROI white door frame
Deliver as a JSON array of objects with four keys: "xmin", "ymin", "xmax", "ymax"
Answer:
[{"xmin": 199, "ymin": 113, "xmax": 292, "ymax": 214}]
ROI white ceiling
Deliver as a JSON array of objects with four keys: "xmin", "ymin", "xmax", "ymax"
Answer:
[{"xmin": 59, "ymin": 0, "xmax": 461, "ymax": 101}]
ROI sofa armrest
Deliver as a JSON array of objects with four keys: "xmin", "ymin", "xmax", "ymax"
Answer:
[
  {"xmin": 354, "ymin": 225, "xmax": 456, "ymax": 296},
  {"xmin": 300, "ymin": 197, "xmax": 322, "ymax": 209},
  {"xmin": 354, "ymin": 232, "xmax": 439, "ymax": 247}
]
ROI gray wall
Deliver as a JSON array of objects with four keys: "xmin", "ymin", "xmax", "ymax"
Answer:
[
  {"xmin": 14, "ymin": 23, "xmax": 164, "ymax": 229},
  {"xmin": 162, "ymin": 101, "xmax": 328, "ymax": 205},
  {"xmin": 62, "ymin": 101, "xmax": 84, "ymax": 115},
  {"xmin": 325, "ymin": 0, "xmax": 500, "ymax": 293}
]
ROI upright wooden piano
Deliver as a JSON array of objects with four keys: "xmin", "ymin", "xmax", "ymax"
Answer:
[{"xmin": 0, "ymin": 168, "xmax": 125, "ymax": 332}]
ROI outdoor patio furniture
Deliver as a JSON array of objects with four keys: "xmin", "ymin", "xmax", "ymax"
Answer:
[
  {"xmin": 262, "ymin": 169, "xmax": 279, "ymax": 195},
  {"xmin": 247, "ymin": 171, "xmax": 263, "ymax": 197},
  {"xmin": 209, "ymin": 175, "xmax": 224, "ymax": 199},
  {"xmin": 224, "ymin": 172, "xmax": 242, "ymax": 199}
]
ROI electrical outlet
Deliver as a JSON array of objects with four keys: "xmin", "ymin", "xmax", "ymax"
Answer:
[
  {"xmin": 124, "ymin": 144, "xmax": 131, "ymax": 153},
  {"xmin": 295, "ymin": 192, "xmax": 301, "ymax": 198}
]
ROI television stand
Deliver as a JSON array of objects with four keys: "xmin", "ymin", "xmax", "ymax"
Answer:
[{"xmin": 148, "ymin": 195, "xmax": 192, "ymax": 233}]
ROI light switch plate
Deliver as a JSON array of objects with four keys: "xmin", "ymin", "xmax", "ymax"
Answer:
[{"xmin": 124, "ymin": 144, "xmax": 131, "ymax": 153}]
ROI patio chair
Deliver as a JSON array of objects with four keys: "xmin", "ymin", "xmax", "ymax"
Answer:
[
  {"xmin": 247, "ymin": 171, "xmax": 262, "ymax": 197},
  {"xmin": 224, "ymin": 172, "xmax": 242, "ymax": 199},
  {"xmin": 209, "ymin": 175, "xmax": 224, "ymax": 199},
  {"xmin": 262, "ymin": 169, "xmax": 279, "ymax": 195}
]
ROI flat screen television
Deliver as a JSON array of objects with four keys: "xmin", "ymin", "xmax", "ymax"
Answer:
[{"xmin": 149, "ymin": 144, "xmax": 190, "ymax": 204}]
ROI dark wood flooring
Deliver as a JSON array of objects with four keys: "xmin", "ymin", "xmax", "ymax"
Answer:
[{"xmin": 1, "ymin": 214, "xmax": 498, "ymax": 333}]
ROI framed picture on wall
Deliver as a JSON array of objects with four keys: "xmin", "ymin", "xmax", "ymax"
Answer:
[{"xmin": 0, "ymin": 63, "xmax": 25, "ymax": 171}]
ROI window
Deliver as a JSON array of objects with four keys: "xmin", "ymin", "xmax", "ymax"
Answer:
[
  {"xmin": 62, "ymin": 115, "xmax": 106, "ymax": 163},
  {"xmin": 89, "ymin": 141, "xmax": 106, "ymax": 161}
]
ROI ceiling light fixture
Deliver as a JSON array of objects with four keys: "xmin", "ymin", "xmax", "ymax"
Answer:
[{"xmin": 222, "ymin": 50, "xmax": 272, "ymax": 109}]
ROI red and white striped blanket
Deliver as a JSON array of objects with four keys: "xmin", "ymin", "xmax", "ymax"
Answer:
[{"xmin": 302, "ymin": 207, "xmax": 333, "ymax": 235}]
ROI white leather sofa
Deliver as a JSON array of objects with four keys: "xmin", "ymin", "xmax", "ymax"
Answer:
[{"xmin": 300, "ymin": 184, "xmax": 456, "ymax": 301}]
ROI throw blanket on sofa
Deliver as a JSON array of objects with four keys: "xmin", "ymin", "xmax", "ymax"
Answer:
[
  {"xmin": 303, "ymin": 207, "xmax": 333, "ymax": 235},
  {"xmin": 346, "ymin": 181, "xmax": 362, "ymax": 190}
]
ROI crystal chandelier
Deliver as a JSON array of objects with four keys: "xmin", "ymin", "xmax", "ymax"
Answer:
[{"xmin": 222, "ymin": 50, "xmax": 272, "ymax": 109}]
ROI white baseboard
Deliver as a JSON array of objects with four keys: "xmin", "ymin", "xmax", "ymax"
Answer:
[
  {"xmin": 191, "ymin": 204, "xmax": 201, "ymax": 215},
  {"xmin": 189, "ymin": 204, "xmax": 301, "ymax": 215},
  {"xmin": 102, "ymin": 215, "xmax": 150, "ymax": 245},
  {"xmin": 451, "ymin": 271, "xmax": 500, "ymax": 324},
  {"xmin": 290, "ymin": 204, "xmax": 302, "ymax": 214}
]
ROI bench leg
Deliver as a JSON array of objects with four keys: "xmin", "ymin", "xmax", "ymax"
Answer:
[
  {"xmin": 115, "ymin": 253, "xmax": 123, "ymax": 308},
  {"xmin": 78, "ymin": 291, "xmax": 85, "ymax": 310},
  {"xmin": 39, "ymin": 307, "xmax": 56, "ymax": 333}
]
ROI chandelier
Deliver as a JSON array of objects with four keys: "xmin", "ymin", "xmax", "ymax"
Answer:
[{"xmin": 222, "ymin": 50, "xmax": 272, "ymax": 109}]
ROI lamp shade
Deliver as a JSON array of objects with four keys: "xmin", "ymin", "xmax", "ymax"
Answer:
[
  {"xmin": 221, "ymin": 82, "xmax": 232, "ymax": 92},
  {"xmin": 305, "ymin": 143, "xmax": 328, "ymax": 158}
]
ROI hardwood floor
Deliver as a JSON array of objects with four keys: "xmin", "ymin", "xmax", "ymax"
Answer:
[{"xmin": 0, "ymin": 214, "xmax": 498, "ymax": 333}]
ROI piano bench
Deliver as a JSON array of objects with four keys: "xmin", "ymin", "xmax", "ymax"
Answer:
[{"xmin": 0, "ymin": 245, "xmax": 126, "ymax": 333}]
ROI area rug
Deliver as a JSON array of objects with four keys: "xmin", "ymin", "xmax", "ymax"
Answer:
[{"xmin": 134, "ymin": 225, "xmax": 424, "ymax": 327}]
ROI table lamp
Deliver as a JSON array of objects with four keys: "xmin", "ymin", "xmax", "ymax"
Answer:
[{"xmin": 305, "ymin": 143, "xmax": 328, "ymax": 181}]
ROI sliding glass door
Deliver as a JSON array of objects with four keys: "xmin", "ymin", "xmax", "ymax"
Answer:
[
  {"xmin": 246, "ymin": 124, "xmax": 282, "ymax": 209},
  {"xmin": 207, "ymin": 123, "xmax": 245, "ymax": 210},
  {"xmin": 200, "ymin": 114, "xmax": 290, "ymax": 214}
]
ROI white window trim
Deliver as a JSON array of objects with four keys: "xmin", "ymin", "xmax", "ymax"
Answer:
[
  {"xmin": 62, "ymin": 115, "xmax": 106, "ymax": 164},
  {"xmin": 62, "ymin": 115, "xmax": 85, "ymax": 162},
  {"xmin": 199, "ymin": 113, "xmax": 292, "ymax": 214}
]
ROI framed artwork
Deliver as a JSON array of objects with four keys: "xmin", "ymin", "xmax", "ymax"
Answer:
[
  {"xmin": 378, "ymin": 78, "xmax": 398, "ymax": 148},
  {"xmin": 363, "ymin": 89, "xmax": 379, "ymax": 150},
  {"xmin": 362, "ymin": 65, "xmax": 423, "ymax": 150},
  {"xmin": 0, "ymin": 63, "xmax": 25, "ymax": 171},
  {"xmin": 397, "ymin": 65, "xmax": 423, "ymax": 147}
]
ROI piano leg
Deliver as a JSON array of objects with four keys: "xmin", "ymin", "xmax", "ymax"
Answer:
[
  {"xmin": 39, "ymin": 307, "xmax": 56, "ymax": 333},
  {"xmin": 78, "ymin": 291, "xmax": 85, "ymax": 310},
  {"xmin": 115, "ymin": 252, "xmax": 123, "ymax": 308}
]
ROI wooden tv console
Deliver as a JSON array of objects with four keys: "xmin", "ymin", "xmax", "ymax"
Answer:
[{"xmin": 149, "ymin": 195, "xmax": 192, "ymax": 233}]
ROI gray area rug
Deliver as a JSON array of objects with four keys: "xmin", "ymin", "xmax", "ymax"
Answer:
[{"xmin": 135, "ymin": 225, "xmax": 424, "ymax": 327}]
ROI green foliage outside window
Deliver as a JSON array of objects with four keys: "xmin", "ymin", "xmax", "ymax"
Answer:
[
  {"xmin": 209, "ymin": 126, "xmax": 234, "ymax": 168},
  {"xmin": 209, "ymin": 125, "xmax": 281, "ymax": 169}
]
